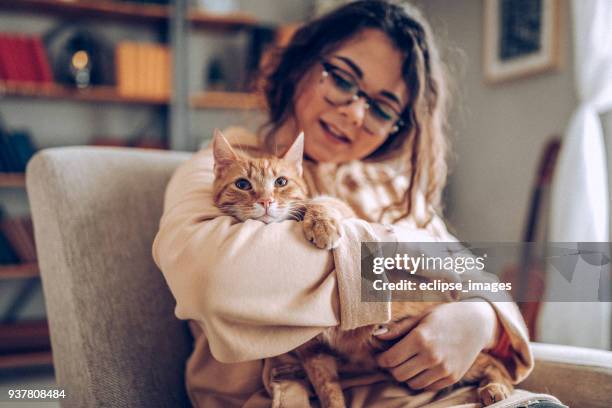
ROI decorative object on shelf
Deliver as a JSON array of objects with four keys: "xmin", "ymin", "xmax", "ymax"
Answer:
[
  {"xmin": 193, "ymin": 0, "xmax": 238, "ymax": 15},
  {"xmin": 483, "ymin": 0, "xmax": 561, "ymax": 84},
  {"xmin": 205, "ymin": 57, "xmax": 226, "ymax": 91},
  {"xmin": 49, "ymin": 27, "xmax": 114, "ymax": 88}
]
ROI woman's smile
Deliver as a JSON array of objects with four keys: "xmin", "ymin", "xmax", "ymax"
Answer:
[{"xmin": 319, "ymin": 120, "xmax": 352, "ymax": 144}]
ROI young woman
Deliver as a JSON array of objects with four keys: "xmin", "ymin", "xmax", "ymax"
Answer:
[{"xmin": 153, "ymin": 1, "xmax": 564, "ymax": 406}]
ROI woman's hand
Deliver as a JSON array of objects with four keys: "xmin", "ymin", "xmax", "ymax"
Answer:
[{"xmin": 374, "ymin": 301, "xmax": 500, "ymax": 391}]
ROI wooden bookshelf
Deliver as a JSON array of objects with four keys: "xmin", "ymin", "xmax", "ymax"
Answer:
[
  {"xmin": 0, "ymin": 0, "xmax": 168, "ymax": 25},
  {"xmin": 0, "ymin": 263, "xmax": 39, "ymax": 279},
  {"xmin": 0, "ymin": 350, "xmax": 53, "ymax": 369},
  {"xmin": 0, "ymin": 0, "xmax": 259, "ymax": 31},
  {"xmin": 191, "ymin": 91, "xmax": 265, "ymax": 110},
  {"xmin": 1, "ymin": 82, "xmax": 265, "ymax": 109},
  {"xmin": 0, "ymin": 81, "xmax": 169, "ymax": 106},
  {"xmin": 0, "ymin": 173, "xmax": 26, "ymax": 188},
  {"xmin": 189, "ymin": 10, "xmax": 257, "ymax": 31},
  {"xmin": 0, "ymin": 320, "xmax": 52, "ymax": 369}
]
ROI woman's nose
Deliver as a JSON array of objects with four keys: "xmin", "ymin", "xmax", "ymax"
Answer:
[{"xmin": 337, "ymin": 96, "xmax": 368, "ymax": 128}]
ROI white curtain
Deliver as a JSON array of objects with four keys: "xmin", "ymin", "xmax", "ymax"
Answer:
[{"xmin": 538, "ymin": 0, "xmax": 612, "ymax": 349}]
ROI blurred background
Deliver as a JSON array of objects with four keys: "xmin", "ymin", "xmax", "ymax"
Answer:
[{"xmin": 0, "ymin": 0, "xmax": 610, "ymax": 398}]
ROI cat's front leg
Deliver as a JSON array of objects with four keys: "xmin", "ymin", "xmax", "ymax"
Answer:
[
  {"xmin": 302, "ymin": 196, "xmax": 354, "ymax": 250},
  {"xmin": 296, "ymin": 338, "xmax": 346, "ymax": 408}
]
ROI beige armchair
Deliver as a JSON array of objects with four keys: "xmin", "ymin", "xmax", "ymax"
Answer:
[{"xmin": 26, "ymin": 147, "xmax": 612, "ymax": 408}]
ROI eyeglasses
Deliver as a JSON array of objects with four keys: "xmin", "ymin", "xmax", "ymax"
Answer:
[{"xmin": 319, "ymin": 60, "xmax": 404, "ymax": 136}]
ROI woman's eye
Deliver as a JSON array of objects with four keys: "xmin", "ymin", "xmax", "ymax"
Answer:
[
  {"xmin": 330, "ymin": 71, "xmax": 355, "ymax": 92},
  {"xmin": 370, "ymin": 101, "xmax": 394, "ymax": 122},
  {"xmin": 275, "ymin": 177, "xmax": 288, "ymax": 187},
  {"xmin": 235, "ymin": 178, "xmax": 252, "ymax": 190}
]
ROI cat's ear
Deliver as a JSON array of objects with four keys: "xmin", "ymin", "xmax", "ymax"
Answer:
[
  {"xmin": 212, "ymin": 129, "xmax": 239, "ymax": 173},
  {"xmin": 282, "ymin": 132, "xmax": 304, "ymax": 177}
]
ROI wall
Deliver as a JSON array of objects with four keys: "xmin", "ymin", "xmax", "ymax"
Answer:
[{"xmin": 414, "ymin": 0, "xmax": 577, "ymax": 242}]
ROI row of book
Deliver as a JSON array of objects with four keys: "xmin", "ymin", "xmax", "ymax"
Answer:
[
  {"xmin": 116, "ymin": 42, "xmax": 171, "ymax": 98},
  {"xmin": 0, "ymin": 32, "xmax": 172, "ymax": 98},
  {"xmin": 0, "ymin": 33, "xmax": 53, "ymax": 83},
  {"xmin": 0, "ymin": 211, "xmax": 37, "ymax": 265},
  {"xmin": 0, "ymin": 130, "xmax": 37, "ymax": 173}
]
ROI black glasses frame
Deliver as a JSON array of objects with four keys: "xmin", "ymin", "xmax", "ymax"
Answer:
[{"xmin": 319, "ymin": 60, "xmax": 405, "ymax": 134}]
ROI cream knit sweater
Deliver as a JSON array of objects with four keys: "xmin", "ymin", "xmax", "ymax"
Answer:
[{"xmin": 153, "ymin": 128, "xmax": 560, "ymax": 407}]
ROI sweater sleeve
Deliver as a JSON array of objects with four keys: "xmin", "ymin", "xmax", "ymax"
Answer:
[
  {"xmin": 152, "ymin": 147, "xmax": 390, "ymax": 363},
  {"xmin": 391, "ymin": 215, "xmax": 534, "ymax": 384}
]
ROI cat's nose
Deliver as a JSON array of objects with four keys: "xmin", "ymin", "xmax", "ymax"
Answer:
[{"xmin": 258, "ymin": 198, "xmax": 274, "ymax": 211}]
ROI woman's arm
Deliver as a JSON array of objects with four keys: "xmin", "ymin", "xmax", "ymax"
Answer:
[
  {"xmin": 373, "ymin": 217, "xmax": 533, "ymax": 387},
  {"xmin": 152, "ymin": 147, "xmax": 389, "ymax": 363}
]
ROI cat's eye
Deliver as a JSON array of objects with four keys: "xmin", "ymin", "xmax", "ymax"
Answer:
[
  {"xmin": 234, "ymin": 178, "xmax": 252, "ymax": 190},
  {"xmin": 275, "ymin": 177, "xmax": 288, "ymax": 187}
]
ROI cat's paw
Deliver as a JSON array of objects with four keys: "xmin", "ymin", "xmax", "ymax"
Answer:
[
  {"xmin": 303, "ymin": 212, "xmax": 344, "ymax": 250},
  {"xmin": 478, "ymin": 382, "xmax": 511, "ymax": 406}
]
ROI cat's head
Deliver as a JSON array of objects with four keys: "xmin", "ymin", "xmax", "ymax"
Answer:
[{"xmin": 212, "ymin": 129, "xmax": 308, "ymax": 223}]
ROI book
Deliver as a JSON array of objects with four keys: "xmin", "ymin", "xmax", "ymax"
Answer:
[
  {"xmin": 0, "ymin": 129, "xmax": 22, "ymax": 172},
  {"xmin": 116, "ymin": 41, "xmax": 170, "ymax": 98},
  {"xmin": 0, "ymin": 130, "xmax": 37, "ymax": 173},
  {"xmin": 19, "ymin": 217, "xmax": 37, "ymax": 262},
  {"xmin": 13, "ymin": 34, "xmax": 36, "ymax": 82},
  {"xmin": 162, "ymin": 47, "xmax": 171, "ymax": 97},
  {"xmin": 0, "ymin": 216, "xmax": 38, "ymax": 263},
  {"xmin": 116, "ymin": 41, "xmax": 137, "ymax": 96},
  {"xmin": 0, "ymin": 33, "xmax": 20, "ymax": 81},
  {"xmin": 30, "ymin": 36, "xmax": 54, "ymax": 83},
  {"xmin": 9, "ymin": 130, "xmax": 37, "ymax": 172},
  {"xmin": 0, "ymin": 231, "xmax": 20, "ymax": 264},
  {"xmin": 0, "ymin": 207, "xmax": 20, "ymax": 265},
  {"xmin": 0, "ymin": 33, "xmax": 54, "ymax": 83}
]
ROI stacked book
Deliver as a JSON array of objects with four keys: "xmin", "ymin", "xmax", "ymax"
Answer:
[
  {"xmin": 0, "ymin": 130, "xmax": 37, "ymax": 173},
  {"xmin": 0, "ymin": 33, "xmax": 53, "ymax": 83},
  {"xmin": 115, "ymin": 41, "xmax": 171, "ymax": 99},
  {"xmin": 0, "ymin": 210, "xmax": 37, "ymax": 265}
]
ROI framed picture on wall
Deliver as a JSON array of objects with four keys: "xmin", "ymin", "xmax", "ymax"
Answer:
[{"xmin": 483, "ymin": 0, "xmax": 561, "ymax": 84}]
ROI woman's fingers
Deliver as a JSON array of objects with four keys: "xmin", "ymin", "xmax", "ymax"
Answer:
[
  {"xmin": 374, "ymin": 316, "xmax": 421, "ymax": 340},
  {"xmin": 405, "ymin": 365, "xmax": 449, "ymax": 390},
  {"xmin": 375, "ymin": 327, "xmax": 422, "ymax": 368},
  {"xmin": 386, "ymin": 353, "xmax": 429, "ymax": 382}
]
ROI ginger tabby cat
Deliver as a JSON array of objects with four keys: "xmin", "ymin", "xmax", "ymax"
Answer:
[{"xmin": 211, "ymin": 129, "xmax": 513, "ymax": 408}]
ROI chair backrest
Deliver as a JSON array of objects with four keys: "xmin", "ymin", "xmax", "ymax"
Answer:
[{"xmin": 26, "ymin": 146, "xmax": 193, "ymax": 408}]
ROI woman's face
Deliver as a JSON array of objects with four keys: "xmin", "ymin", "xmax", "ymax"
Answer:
[{"xmin": 294, "ymin": 29, "xmax": 409, "ymax": 163}]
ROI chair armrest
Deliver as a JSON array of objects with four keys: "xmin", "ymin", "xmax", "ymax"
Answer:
[{"xmin": 518, "ymin": 342, "xmax": 612, "ymax": 408}]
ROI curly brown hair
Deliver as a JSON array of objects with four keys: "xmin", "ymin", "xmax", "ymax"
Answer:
[{"xmin": 261, "ymin": 0, "xmax": 450, "ymax": 227}]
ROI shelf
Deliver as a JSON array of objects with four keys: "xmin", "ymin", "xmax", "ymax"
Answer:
[
  {"xmin": 188, "ymin": 10, "xmax": 258, "ymax": 32},
  {"xmin": 0, "ymin": 81, "xmax": 169, "ymax": 106},
  {"xmin": 0, "ymin": 350, "xmax": 53, "ymax": 369},
  {"xmin": 190, "ymin": 91, "xmax": 265, "ymax": 110},
  {"xmin": 0, "ymin": 263, "xmax": 39, "ymax": 279},
  {"xmin": 0, "ymin": 0, "xmax": 259, "ymax": 31},
  {"xmin": 0, "ymin": 0, "xmax": 168, "ymax": 25},
  {"xmin": 0, "ymin": 173, "xmax": 26, "ymax": 188},
  {"xmin": 1, "ymin": 82, "xmax": 265, "ymax": 110},
  {"xmin": 0, "ymin": 320, "xmax": 52, "ymax": 369}
]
